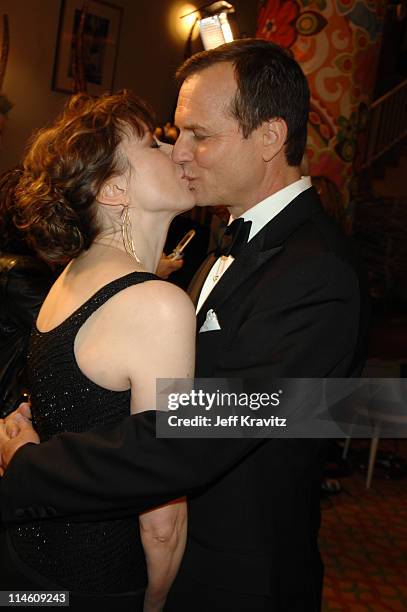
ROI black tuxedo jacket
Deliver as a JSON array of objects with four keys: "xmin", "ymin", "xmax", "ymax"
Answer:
[{"xmin": 1, "ymin": 187, "xmax": 369, "ymax": 610}]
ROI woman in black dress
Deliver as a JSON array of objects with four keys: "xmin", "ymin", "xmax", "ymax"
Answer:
[{"xmin": 0, "ymin": 90, "xmax": 196, "ymax": 611}]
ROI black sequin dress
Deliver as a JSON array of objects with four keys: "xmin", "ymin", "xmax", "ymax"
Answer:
[{"xmin": 3, "ymin": 272, "xmax": 158, "ymax": 602}]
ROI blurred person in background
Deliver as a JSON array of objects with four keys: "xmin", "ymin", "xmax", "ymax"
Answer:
[{"xmin": 0, "ymin": 168, "xmax": 55, "ymax": 416}]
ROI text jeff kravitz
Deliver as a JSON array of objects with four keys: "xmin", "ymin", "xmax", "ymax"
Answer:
[{"xmin": 167, "ymin": 415, "xmax": 287, "ymax": 428}]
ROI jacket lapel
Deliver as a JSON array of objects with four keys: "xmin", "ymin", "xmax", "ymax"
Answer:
[
  {"xmin": 196, "ymin": 237, "xmax": 281, "ymax": 330},
  {"xmin": 193, "ymin": 187, "xmax": 323, "ymax": 329},
  {"xmin": 188, "ymin": 253, "xmax": 217, "ymax": 307}
]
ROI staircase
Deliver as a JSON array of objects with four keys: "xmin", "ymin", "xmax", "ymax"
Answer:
[
  {"xmin": 364, "ymin": 78, "xmax": 407, "ymax": 170},
  {"xmin": 353, "ymin": 79, "xmax": 407, "ymax": 321}
]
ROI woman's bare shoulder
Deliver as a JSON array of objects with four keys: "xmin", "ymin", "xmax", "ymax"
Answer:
[{"xmin": 110, "ymin": 279, "xmax": 195, "ymax": 326}]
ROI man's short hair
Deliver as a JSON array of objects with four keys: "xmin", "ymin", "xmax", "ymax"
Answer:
[{"xmin": 176, "ymin": 39, "xmax": 310, "ymax": 166}]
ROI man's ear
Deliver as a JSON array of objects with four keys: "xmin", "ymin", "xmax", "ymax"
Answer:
[
  {"xmin": 96, "ymin": 175, "xmax": 128, "ymax": 206},
  {"xmin": 262, "ymin": 118, "xmax": 288, "ymax": 162}
]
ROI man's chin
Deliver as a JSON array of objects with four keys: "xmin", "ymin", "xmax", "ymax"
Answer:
[
  {"xmin": 189, "ymin": 187, "xmax": 218, "ymax": 208},
  {"xmin": 193, "ymin": 195, "xmax": 217, "ymax": 208}
]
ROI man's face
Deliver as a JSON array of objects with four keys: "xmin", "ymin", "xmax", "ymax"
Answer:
[{"xmin": 173, "ymin": 63, "xmax": 265, "ymax": 213}]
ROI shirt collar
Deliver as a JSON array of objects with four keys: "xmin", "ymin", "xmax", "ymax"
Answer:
[{"xmin": 230, "ymin": 176, "xmax": 312, "ymax": 241}]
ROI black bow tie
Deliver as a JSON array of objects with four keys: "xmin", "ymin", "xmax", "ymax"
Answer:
[{"xmin": 215, "ymin": 218, "xmax": 252, "ymax": 259}]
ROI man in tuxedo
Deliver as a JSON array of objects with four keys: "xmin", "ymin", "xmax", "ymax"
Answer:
[{"xmin": 0, "ymin": 39, "xmax": 368, "ymax": 611}]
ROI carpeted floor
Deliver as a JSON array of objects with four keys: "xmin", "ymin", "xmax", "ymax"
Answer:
[{"xmin": 320, "ymin": 440, "xmax": 407, "ymax": 611}]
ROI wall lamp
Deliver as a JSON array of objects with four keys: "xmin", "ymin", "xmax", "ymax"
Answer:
[{"xmin": 181, "ymin": 1, "xmax": 235, "ymax": 54}]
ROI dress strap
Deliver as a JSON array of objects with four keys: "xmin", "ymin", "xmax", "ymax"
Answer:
[
  {"xmin": 35, "ymin": 271, "xmax": 159, "ymax": 337},
  {"xmin": 69, "ymin": 271, "xmax": 158, "ymax": 329}
]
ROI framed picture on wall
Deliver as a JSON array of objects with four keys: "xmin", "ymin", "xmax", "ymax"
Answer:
[{"xmin": 52, "ymin": 0, "xmax": 122, "ymax": 95}]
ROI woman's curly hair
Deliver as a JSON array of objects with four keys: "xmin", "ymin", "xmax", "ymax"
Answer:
[{"xmin": 15, "ymin": 90, "xmax": 155, "ymax": 263}]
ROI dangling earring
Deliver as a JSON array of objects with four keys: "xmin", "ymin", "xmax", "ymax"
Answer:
[{"xmin": 121, "ymin": 204, "xmax": 141, "ymax": 263}]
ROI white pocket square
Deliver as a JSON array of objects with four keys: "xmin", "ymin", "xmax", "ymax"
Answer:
[{"xmin": 199, "ymin": 309, "xmax": 221, "ymax": 333}]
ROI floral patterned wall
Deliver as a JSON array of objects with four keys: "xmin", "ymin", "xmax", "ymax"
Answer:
[{"xmin": 257, "ymin": 0, "xmax": 387, "ymax": 207}]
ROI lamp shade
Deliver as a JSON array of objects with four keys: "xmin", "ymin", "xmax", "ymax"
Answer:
[{"xmin": 199, "ymin": 12, "xmax": 234, "ymax": 49}]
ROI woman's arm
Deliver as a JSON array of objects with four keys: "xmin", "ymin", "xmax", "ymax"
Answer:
[
  {"xmin": 140, "ymin": 498, "xmax": 187, "ymax": 612},
  {"xmin": 120, "ymin": 281, "xmax": 193, "ymax": 610},
  {"xmin": 123, "ymin": 280, "xmax": 195, "ymax": 412}
]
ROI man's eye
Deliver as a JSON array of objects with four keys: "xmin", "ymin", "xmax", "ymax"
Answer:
[{"xmin": 193, "ymin": 132, "xmax": 206, "ymax": 141}]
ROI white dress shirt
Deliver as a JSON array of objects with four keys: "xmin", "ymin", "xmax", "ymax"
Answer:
[{"xmin": 196, "ymin": 176, "xmax": 312, "ymax": 313}]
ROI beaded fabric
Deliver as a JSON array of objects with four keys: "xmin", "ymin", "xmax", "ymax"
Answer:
[{"xmin": 8, "ymin": 271, "xmax": 158, "ymax": 594}]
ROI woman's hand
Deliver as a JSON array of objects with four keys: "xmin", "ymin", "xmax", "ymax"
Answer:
[
  {"xmin": 0, "ymin": 405, "xmax": 39, "ymax": 475},
  {"xmin": 4, "ymin": 402, "xmax": 33, "ymax": 438},
  {"xmin": 156, "ymin": 254, "xmax": 183, "ymax": 279}
]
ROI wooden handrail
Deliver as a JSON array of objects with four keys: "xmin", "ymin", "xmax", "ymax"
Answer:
[
  {"xmin": 371, "ymin": 78, "xmax": 407, "ymax": 109},
  {"xmin": 362, "ymin": 78, "xmax": 407, "ymax": 169}
]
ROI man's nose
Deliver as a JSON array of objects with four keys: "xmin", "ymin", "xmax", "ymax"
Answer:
[{"xmin": 172, "ymin": 134, "xmax": 193, "ymax": 164}]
